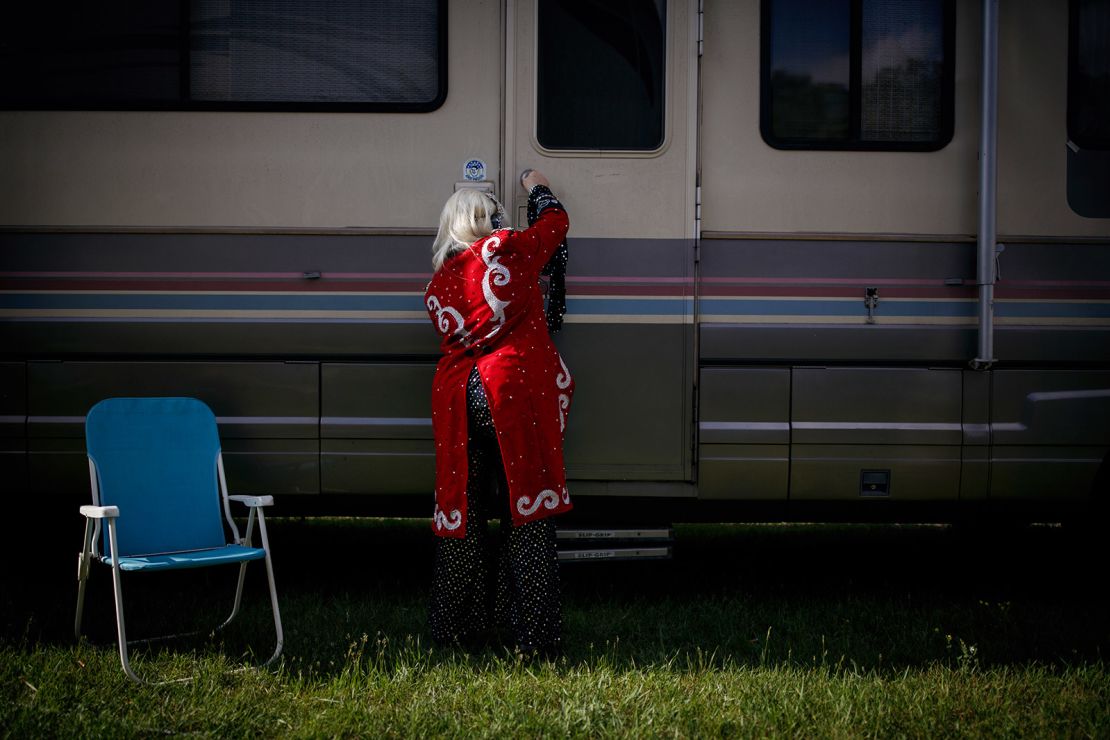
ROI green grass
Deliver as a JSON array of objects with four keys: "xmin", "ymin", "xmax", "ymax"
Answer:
[{"xmin": 3, "ymin": 519, "xmax": 1108, "ymax": 737}]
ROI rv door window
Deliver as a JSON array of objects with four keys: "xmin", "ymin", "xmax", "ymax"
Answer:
[
  {"xmin": 536, "ymin": 0, "xmax": 666, "ymax": 151},
  {"xmin": 1069, "ymin": 0, "xmax": 1110, "ymax": 150},
  {"xmin": 761, "ymin": 0, "xmax": 954, "ymax": 151}
]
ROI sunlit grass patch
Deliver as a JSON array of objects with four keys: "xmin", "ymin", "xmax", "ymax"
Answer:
[
  {"xmin": 2, "ymin": 519, "xmax": 1108, "ymax": 737},
  {"xmin": 4, "ymin": 641, "xmax": 1107, "ymax": 737}
]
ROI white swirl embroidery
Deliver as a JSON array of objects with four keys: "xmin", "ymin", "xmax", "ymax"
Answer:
[
  {"xmin": 556, "ymin": 354, "xmax": 572, "ymax": 390},
  {"xmin": 426, "ymin": 294, "xmax": 471, "ymax": 345},
  {"xmin": 558, "ymin": 393, "xmax": 570, "ymax": 432},
  {"xmin": 556, "ymin": 354, "xmax": 572, "ymax": 430},
  {"xmin": 479, "ymin": 235, "xmax": 511, "ymax": 325},
  {"xmin": 433, "ymin": 505, "xmax": 462, "ymax": 531},
  {"xmin": 515, "ymin": 489, "xmax": 561, "ymax": 517}
]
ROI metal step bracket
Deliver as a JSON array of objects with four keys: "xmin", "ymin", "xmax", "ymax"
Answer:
[{"xmin": 556, "ymin": 527, "xmax": 674, "ymax": 563}]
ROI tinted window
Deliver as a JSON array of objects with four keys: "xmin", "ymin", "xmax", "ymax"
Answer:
[
  {"xmin": 537, "ymin": 0, "xmax": 666, "ymax": 150},
  {"xmin": 0, "ymin": 3, "xmax": 183, "ymax": 106},
  {"xmin": 1069, "ymin": 0, "xmax": 1110, "ymax": 149},
  {"xmin": 0, "ymin": 0, "xmax": 445, "ymax": 111},
  {"xmin": 762, "ymin": 0, "xmax": 954, "ymax": 150},
  {"xmin": 767, "ymin": 0, "xmax": 851, "ymax": 141}
]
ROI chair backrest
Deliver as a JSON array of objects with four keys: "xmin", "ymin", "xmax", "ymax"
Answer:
[{"xmin": 86, "ymin": 397, "xmax": 226, "ymax": 558}]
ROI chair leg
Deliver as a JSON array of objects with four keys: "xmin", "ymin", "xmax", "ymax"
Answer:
[
  {"xmin": 106, "ymin": 519, "xmax": 143, "ymax": 684},
  {"xmin": 75, "ymin": 519, "xmax": 95, "ymax": 640},
  {"xmin": 217, "ymin": 562, "xmax": 249, "ymax": 631},
  {"xmin": 256, "ymin": 512, "xmax": 284, "ymax": 666},
  {"xmin": 217, "ymin": 506, "xmax": 255, "ymax": 631}
]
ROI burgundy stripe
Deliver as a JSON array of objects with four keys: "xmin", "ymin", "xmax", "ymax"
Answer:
[
  {"xmin": 702, "ymin": 276, "xmax": 1110, "ymax": 289},
  {"xmin": 567, "ymin": 276, "xmax": 693, "ymax": 284},
  {"xmin": 701, "ymin": 277, "xmax": 948, "ymax": 286},
  {"xmin": 565, "ymin": 284, "xmax": 688, "ymax": 296},
  {"xmin": 704, "ymin": 286, "xmax": 1108, "ymax": 300},
  {"xmin": 0, "ymin": 279, "xmax": 430, "ymax": 293},
  {"xmin": 0, "ymin": 270, "xmax": 432, "ymax": 280}
]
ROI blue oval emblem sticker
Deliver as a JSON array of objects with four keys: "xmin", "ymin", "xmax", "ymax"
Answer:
[{"xmin": 463, "ymin": 159, "xmax": 486, "ymax": 182}]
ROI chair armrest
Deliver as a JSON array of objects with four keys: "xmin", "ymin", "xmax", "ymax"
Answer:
[
  {"xmin": 228, "ymin": 495, "xmax": 274, "ymax": 508},
  {"xmin": 80, "ymin": 505, "xmax": 119, "ymax": 519}
]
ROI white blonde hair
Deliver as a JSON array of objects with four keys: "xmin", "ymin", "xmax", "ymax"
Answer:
[{"xmin": 431, "ymin": 189, "xmax": 506, "ymax": 271}]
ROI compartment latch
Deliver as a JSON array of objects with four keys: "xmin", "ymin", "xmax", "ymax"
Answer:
[
  {"xmin": 860, "ymin": 469, "xmax": 891, "ymax": 497},
  {"xmin": 864, "ymin": 286, "xmax": 880, "ymax": 324}
]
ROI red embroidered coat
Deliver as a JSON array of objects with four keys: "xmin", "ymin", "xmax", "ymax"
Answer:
[{"xmin": 425, "ymin": 205, "xmax": 573, "ymax": 537}]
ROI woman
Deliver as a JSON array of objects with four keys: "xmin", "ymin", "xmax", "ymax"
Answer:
[{"xmin": 424, "ymin": 169, "xmax": 572, "ymax": 655}]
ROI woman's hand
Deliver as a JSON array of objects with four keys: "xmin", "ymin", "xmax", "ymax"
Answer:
[{"xmin": 520, "ymin": 168, "xmax": 550, "ymax": 192}]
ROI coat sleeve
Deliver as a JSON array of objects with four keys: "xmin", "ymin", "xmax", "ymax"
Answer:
[{"xmin": 506, "ymin": 186, "xmax": 569, "ymax": 275}]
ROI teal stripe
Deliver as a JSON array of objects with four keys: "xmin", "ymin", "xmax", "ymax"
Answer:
[{"xmin": 4, "ymin": 293, "xmax": 1108, "ymax": 319}]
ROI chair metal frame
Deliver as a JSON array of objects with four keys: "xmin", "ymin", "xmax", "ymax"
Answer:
[{"xmin": 75, "ymin": 400, "xmax": 284, "ymax": 684}]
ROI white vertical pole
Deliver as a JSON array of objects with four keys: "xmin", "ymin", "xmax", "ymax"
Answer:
[
  {"xmin": 974, "ymin": 0, "xmax": 999, "ymax": 369},
  {"xmin": 502, "ymin": 0, "xmax": 516, "ymax": 213}
]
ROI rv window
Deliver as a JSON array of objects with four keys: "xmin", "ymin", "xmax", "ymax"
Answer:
[
  {"xmin": 761, "ymin": 0, "xmax": 954, "ymax": 151},
  {"xmin": 537, "ymin": 0, "xmax": 666, "ymax": 150},
  {"xmin": 1069, "ymin": 0, "xmax": 1110, "ymax": 150},
  {"xmin": 0, "ymin": 0, "xmax": 446, "ymax": 111}
]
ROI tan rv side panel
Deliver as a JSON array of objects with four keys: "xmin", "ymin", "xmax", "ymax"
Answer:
[
  {"xmin": 699, "ymin": 0, "xmax": 980, "ymax": 237},
  {"xmin": 0, "ymin": 1, "xmax": 501, "ymax": 229},
  {"xmin": 997, "ymin": 1, "xmax": 1110, "ymax": 238},
  {"xmin": 701, "ymin": 0, "xmax": 1110, "ymax": 239}
]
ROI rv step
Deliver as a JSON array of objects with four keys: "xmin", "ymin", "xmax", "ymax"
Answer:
[
  {"xmin": 557, "ymin": 545, "xmax": 672, "ymax": 563},
  {"xmin": 555, "ymin": 527, "xmax": 674, "ymax": 562},
  {"xmin": 556, "ymin": 527, "xmax": 673, "ymax": 542}
]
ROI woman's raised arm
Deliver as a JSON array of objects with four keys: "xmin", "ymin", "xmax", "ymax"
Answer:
[{"xmin": 515, "ymin": 169, "xmax": 569, "ymax": 271}]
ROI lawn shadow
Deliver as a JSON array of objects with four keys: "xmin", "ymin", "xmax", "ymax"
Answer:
[{"xmin": 5, "ymin": 518, "xmax": 1106, "ymax": 677}]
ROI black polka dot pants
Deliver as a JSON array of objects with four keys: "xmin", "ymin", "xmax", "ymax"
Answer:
[{"xmin": 429, "ymin": 366, "xmax": 562, "ymax": 651}]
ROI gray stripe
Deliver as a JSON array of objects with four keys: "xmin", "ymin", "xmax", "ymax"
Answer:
[
  {"xmin": 0, "ymin": 232, "xmax": 432, "ymax": 273},
  {"xmin": 701, "ymin": 237, "xmax": 1110, "ymax": 281},
  {"xmin": 793, "ymin": 422, "xmax": 962, "ymax": 432},
  {"xmin": 795, "ymin": 456, "xmax": 962, "ymax": 463},
  {"xmin": 992, "ymin": 423, "xmax": 1027, "ymax": 432},
  {"xmin": 992, "ymin": 457, "xmax": 1103, "ymax": 464},
  {"xmin": 1027, "ymin": 389, "xmax": 1110, "ymax": 402},
  {"xmin": 30, "ymin": 415, "xmax": 317, "ymax": 425},
  {"xmin": 321, "ymin": 451, "xmax": 432, "ymax": 457},
  {"xmin": 0, "ymin": 233, "xmax": 693, "ymax": 280},
  {"xmin": 215, "ymin": 416, "xmax": 318, "ymax": 425},
  {"xmin": 992, "ymin": 242, "xmax": 1110, "ymax": 280},
  {"xmin": 6, "ymin": 232, "xmax": 1104, "ymax": 282},
  {"xmin": 28, "ymin": 415, "xmax": 85, "ymax": 424},
  {"xmin": 321, "ymin": 417, "xmax": 431, "ymax": 426},
  {"xmin": 701, "ymin": 238, "xmax": 973, "ymax": 280},
  {"xmin": 699, "ymin": 421, "xmax": 790, "ymax": 432}
]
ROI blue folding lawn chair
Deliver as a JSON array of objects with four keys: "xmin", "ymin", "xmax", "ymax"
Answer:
[{"xmin": 75, "ymin": 397, "xmax": 283, "ymax": 684}]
